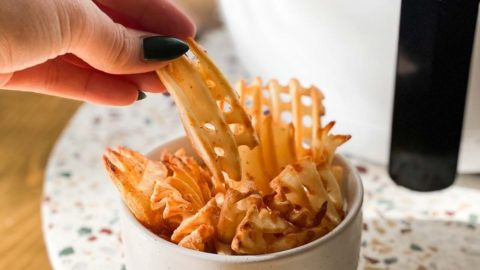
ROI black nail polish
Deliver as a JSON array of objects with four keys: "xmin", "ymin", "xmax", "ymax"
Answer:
[
  {"xmin": 137, "ymin": 91, "xmax": 147, "ymax": 101},
  {"xmin": 143, "ymin": 36, "xmax": 189, "ymax": 61}
]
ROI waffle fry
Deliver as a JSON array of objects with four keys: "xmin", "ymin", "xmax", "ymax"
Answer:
[
  {"xmin": 157, "ymin": 56, "xmax": 236, "ymax": 192},
  {"xmin": 150, "ymin": 178, "xmax": 195, "ymax": 229},
  {"xmin": 188, "ymin": 39, "xmax": 257, "ymax": 149},
  {"xmin": 313, "ymin": 121, "xmax": 351, "ymax": 166},
  {"xmin": 171, "ymin": 198, "xmax": 219, "ymax": 244},
  {"xmin": 267, "ymin": 225, "xmax": 331, "ymax": 253},
  {"xmin": 157, "ymin": 39, "xmax": 258, "ymax": 192},
  {"xmin": 178, "ymin": 224, "xmax": 215, "ymax": 252},
  {"xmin": 102, "ymin": 147, "xmax": 167, "ymax": 233},
  {"xmin": 149, "ymin": 149, "xmax": 214, "ymax": 229},
  {"xmin": 231, "ymin": 205, "xmax": 295, "ymax": 254},
  {"xmin": 267, "ymin": 157, "xmax": 335, "ymax": 227},
  {"xmin": 237, "ymin": 78, "xmax": 326, "ymax": 177},
  {"xmin": 104, "ymin": 39, "xmax": 352, "ymax": 256},
  {"xmin": 161, "ymin": 150, "xmax": 212, "ymax": 208},
  {"xmin": 216, "ymin": 189, "xmax": 263, "ymax": 244},
  {"xmin": 171, "ymin": 198, "xmax": 218, "ymax": 252}
]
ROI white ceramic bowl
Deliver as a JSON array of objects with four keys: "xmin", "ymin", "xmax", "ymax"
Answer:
[{"xmin": 119, "ymin": 136, "xmax": 363, "ymax": 270}]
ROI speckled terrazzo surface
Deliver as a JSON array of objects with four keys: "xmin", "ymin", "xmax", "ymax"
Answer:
[{"xmin": 42, "ymin": 29, "xmax": 480, "ymax": 270}]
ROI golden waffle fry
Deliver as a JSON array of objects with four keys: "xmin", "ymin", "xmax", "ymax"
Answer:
[
  {"xmin": 317, "ymin": 164, "xmax": 343, "ymax": 211},
  {"xmin": 157, "ymin": 39, "xmax": 258, "ymax": 191},
  {"xmin": 231, "ymin": 205, "xmax": 295, "ymax": 254},
  {"xmin": 157, "ymin": 56, "xmax": 237, "ymax": 191},
  {"xmin": 235, "ymin": 144, "xmax": 269, "ymax": 195},
  {"xmin": 171, "ymin": 198, "xmax": 219, "ymax": 244},
  {"xmin": 150, "ymin": 177, "xmax": 195, "ymax": 228},
  {"xmin": 265, "ymin": 225, "xmax": 331, "ymax": 253},
  {"xmin": 267, "ymin": 79, "xmax": 325, "ymax": 160},
  {"xmin": 268, "ymin": 157, "xmax": 340, "ymax": 227},
  {"xmin": 312, "ymin": 121, "xmax": 351, "ymax": 166},
  {"xmin": 150, "ymin": 149, "xmax": 214, "ymax": 229},
  {"xmin": 188, "ymin": 39, "xmax": 257, "ymax": 149},
  {"xmin": 102, "ymin": 147, "xmax": 167, "ymax": 233},
  {"xmin": 165, "ymin": 148, "xmax": 213, "ymax": 200},
  {"xmin": 237, "ymin": 78, "xmax": 326, "ymax": 177},
  {"xmin": 216, "ymin": 189, "xmax": 263, "ymax": 244},
  {"xmin": 178, "ymin": 224, "xmax": 215, "ymax": 252}
]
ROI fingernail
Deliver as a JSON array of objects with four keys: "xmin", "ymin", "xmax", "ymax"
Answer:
[
  {"xmin": 137, "ymin": 91, "xmax": 147, "ymax": 101},
  {"xmin": 143, "ymin": 36, "xmax": 189, "ymax": 61}
]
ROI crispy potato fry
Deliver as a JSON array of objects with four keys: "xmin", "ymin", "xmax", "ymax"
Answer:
[
  {"xmin": 231, "ymin": 205, "xmax": 295, "ymax": 254},
  {"xmin": 157, "ymin": 39, "xmax": 258, "ymax": 191},
  {"xmin": 149, "ymin": 149, "xmax": 213, "ymax": 229},
  {"xmin": 237, "ymin": 78, "xmax": 326, "ymax": 177},
  {"xmin": 268, "ymin": 157, "xmax": 339, "ymax": 227},
  {"xmin": 312, "ymin": 121, "xmax": 351, "ymax": 165},
  {"xmin": 171, "ymin": 198, "xmax": 219, "ymax": 244},
  {"xmin": 188, "ymin": 39, "xmax": 257, "ymax": 149},
  {"xmin": 266, "ymin": 225, "xmax": 331, "ymax": 253},
  {"xmin": 216, "ymin": 189, "xmax": 263, "ymax": 244},
  {"xmin": 102, "ymin": 147, "xmax": 167, "ymax": 233},
  {"xmin": 164, "ymin": 148, "xmax": 213, "ymax": 201},
  {"xmin": 150, "ymin": 178, "xmax": 195, "ymax": 228},
  {"xmin": 178, "ymin": 224, "xmax": 215, "ymax": 252},
  {"xmin": 331, "ymin": 165, "xmax": 344, "ymax": 187},
  {"xmin": 317, "ymin": 165, "xmax": 343, "ymax": 211},
  {"xmin": 157, "ymin": 56, "xmax": 239, "ymax": 191}
]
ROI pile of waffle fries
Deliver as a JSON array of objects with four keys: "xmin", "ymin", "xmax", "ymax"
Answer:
[{"xmin": 103, "ymin": 39, "xmax": 350, "ymax": 255}]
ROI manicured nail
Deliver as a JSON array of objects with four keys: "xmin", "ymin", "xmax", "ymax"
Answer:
[
  {"xmin": 143, "ymin": 36, "xmax": 189, "ymax": 61},
  {"xmin": 137, "ymin": 91, "xmax": 147, "ymax": 101}
]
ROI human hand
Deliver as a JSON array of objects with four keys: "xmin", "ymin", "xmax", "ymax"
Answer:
[{"xmin": 0, "ymin": 0, "xmax": 195, "ymax": 105}]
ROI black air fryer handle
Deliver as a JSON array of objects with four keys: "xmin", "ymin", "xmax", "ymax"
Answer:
[{"xmin": 389, "ymin": 0, "xmax": 479, "ymax": 191}]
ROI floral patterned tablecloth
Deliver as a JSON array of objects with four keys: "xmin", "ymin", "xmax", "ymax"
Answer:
[{"xmin": 42, "ymin": 29, "xmax": 480, "ymax": 270}]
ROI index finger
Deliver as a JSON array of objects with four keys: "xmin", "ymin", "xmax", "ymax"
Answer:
[{"xmin": 94, "ymin": 0, "xmax": 196, "ymax": 39}]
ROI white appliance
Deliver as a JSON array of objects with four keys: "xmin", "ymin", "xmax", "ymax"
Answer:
[{"xmin": 219, "ymin": 0, "xmax": 480, "ymax": 181}]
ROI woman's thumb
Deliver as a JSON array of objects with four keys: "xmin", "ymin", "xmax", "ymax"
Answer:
[{"xmin": 67, "ymin": 1, "xmax": 189, "ymax": 75}]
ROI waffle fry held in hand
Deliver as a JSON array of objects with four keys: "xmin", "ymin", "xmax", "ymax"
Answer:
[{"xmin": 102, "ymin": 39, "xmax": 351, "ymax": 255}]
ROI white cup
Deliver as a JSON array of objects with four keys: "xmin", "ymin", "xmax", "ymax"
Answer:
[{"xmin": 120, "ymin": 136, "xmax": 364, "ymax": 270}]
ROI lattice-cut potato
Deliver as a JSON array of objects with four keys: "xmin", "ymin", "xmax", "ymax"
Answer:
[
  {"xmin": 216, "ymin": 189, "xmax": 263, "ymax": 244},
  {"xmin": 157, "ymin": 39, "xmax": 258, "ymax": 191},
  {"xmin": 161, "ymin": 149, "xmax": 213, "ymax": 206},
  {"xmin": 157, "ymin": 56, "xmax": 237, "ymax": 191},
  {"xmin": 267, "ymin": 157, "xmax": 340, "ymax": 227},
  {"xmin": 149, "ymin": 149, "xmax": 215, "ymax": 229},
  {"xmin": 188, "ymin": 39, "xmax": 257, "ymax": 149},
  {"xmin": 102, "ymin": 147, "xmax": 167, "ymax": 233},
  {"xmin": 178, "ymin": 224, "xmax": 215, "ymax": 252},
  {"xmin": 171, "ymin": 198, "xmax": 219, "ymax": 251},
  {"xmin": 267, "ymin": 224, "xmax": 332, "ymax": 254},
  {"xmin": 150, "ymin": 176, "xmax": 196, "ymax": 229},
  {"xmin": 312, "ymin": 121, "xmax": 351, "ymax": 166},
  {"xmin": 237, "ymin": 78, "xmax": 327, "ymax": 178},
  {"xmin": 267, "ymin": 79, "xmax": 325, "ymax": 160},
  {"xmin": 231, "ymin": 205, "xmax": 295, "ymax": 254},
  {"xmin": 317, "ymin": 164, "xmax": 343, "ymax": 212}
]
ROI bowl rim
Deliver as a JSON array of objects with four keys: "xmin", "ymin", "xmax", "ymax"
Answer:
[{"xmin": 120, "ymin": 136, "xmax": 363, "ymax": 263}]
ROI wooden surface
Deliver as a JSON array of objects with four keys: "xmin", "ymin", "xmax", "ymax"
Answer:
[{"xmin": 0, "ymin": 91, "xmax": 81, "ymax": 270}]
